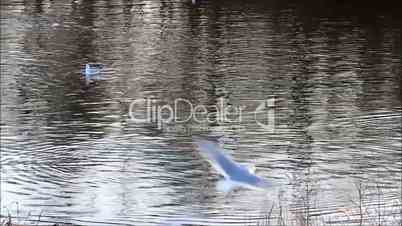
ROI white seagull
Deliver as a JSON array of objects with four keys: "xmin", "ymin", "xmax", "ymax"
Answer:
[{"xmin": 194, "ymin": 138, "xmax": 273, "ymax": 192}]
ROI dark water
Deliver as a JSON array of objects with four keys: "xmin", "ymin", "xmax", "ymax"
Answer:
[{"xmin": 1, "ymin": 0, "xmax": 401, "ymax": 225}]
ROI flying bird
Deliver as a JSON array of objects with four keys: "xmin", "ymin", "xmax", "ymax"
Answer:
[{"xmin": 194, "ymin": 137, "xmax": 272, "ymax": 192}]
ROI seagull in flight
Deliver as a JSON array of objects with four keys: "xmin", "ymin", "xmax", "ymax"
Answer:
[{"xmin": 194, "ymin": 137, "xmax": 273, "ymax": 192}]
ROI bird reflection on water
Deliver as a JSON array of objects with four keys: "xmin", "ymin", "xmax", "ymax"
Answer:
[{"xmin": 194, "ymin": 137, "xmax": 273, "ymax": 193}]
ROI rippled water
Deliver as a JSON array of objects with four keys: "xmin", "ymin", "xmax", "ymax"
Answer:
[{"xmin": 1, "ymin": 0, "xmax": 401, "ymax": 225}]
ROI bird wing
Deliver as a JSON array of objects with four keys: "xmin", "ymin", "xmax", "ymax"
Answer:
[{"xmin": 194, "ymin": 138, "xmax": 240, "ymax": 179}]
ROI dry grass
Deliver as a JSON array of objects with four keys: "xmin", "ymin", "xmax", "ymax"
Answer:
[
  {"xmin": 1, "ymin": 182, "xmax": 401, "ymax": 226},
  {"xmin": 253, "ymin": 181, "xmax": 402, "ymax": 226},
  {"xmin": 0, "ymin": 210, "xmax": 76, "ymax": 226}
]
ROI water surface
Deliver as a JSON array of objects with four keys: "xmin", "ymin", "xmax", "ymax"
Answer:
[{"xmin": 1, "ymin": 0, "xmax": 401, "ymax": 225}]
